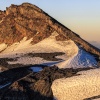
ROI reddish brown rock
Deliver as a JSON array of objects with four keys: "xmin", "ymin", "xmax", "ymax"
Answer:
[{"xmin": 0, "ymin": 3, "xmax": 100, "ymax": 59}]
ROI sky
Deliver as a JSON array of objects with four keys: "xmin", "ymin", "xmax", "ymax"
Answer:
[{"xmin": 0, "ymin": 0, "xmax": 100, "ymax": 42}]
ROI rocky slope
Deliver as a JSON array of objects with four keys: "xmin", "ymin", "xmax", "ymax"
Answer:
[
  {"xmin": 0, "ymin": 3, "xmax": 100, "ymax": 59},
  {"xmin": 0, "ymin": 2, "xmax": 100, "ymax": 100}
]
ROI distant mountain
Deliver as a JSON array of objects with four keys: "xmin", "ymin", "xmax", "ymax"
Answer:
[
  {"xmin": 89, "ymin": 41, "xmax": 100, "ymax": 49},
  {"xmin": 0, "ymin": 3, "xmax": 100, "ymax": 100}
]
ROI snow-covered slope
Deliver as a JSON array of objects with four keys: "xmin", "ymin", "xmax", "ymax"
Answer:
[
  {"xmin": 0, "ymin": 32, "xmax": 97, "ymax": 68},
  {"xmin": 57, "ymin": 48, "xmax": 97, "ymax": 68},
  {"xmin": 52, "ymin": 68, "xmax": 100, "ymax": 100}
]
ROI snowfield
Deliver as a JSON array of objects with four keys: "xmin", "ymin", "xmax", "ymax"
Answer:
[
  {"xmin": 0, "ymin": 32, "xmax": 98, "ymax": 68},
  {"xmin": 52, "ymin": 68, "xmax": 100, "ymax": 100},
  {"xmin": 57, "ymin": 48, "xmax": 97, "ymax": 68},
  {"xmin": 0, "ymin": 32, "xmax": 97, "ymax": 68}
]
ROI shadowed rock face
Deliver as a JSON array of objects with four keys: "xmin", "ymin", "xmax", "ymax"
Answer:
[
  {"xmin": 0, "ymin": 3, "xmax": 100, "ymax": 60},
  {"xmin": 0, "ymin": 65, "xmax": 92, "ymax": 100}
]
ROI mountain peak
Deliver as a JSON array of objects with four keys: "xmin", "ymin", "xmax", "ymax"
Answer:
[
  {"xmin": 6, "ymin": 3, "xmax": 43, "ymax": 15},
  {"xmin": 0, "ymin": 3, "xmax": 100, "ymax": 60}
]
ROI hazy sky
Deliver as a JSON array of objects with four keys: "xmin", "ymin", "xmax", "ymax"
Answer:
[{"xmin": 0, "ymin": 0, "xmax": 100, "ymax": 41}]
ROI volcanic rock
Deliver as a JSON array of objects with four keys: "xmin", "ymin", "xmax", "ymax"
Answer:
[{"xmin": 0, "ymin": 3, "xmax": 100, "ymax": 59}]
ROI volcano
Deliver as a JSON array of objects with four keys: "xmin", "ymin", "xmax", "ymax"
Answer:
[{"xmin": 0, "ymin": 3, "xmax": 100, "ymax": 100}]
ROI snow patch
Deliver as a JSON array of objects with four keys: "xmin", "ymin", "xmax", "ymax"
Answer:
[
  {"xmin": 8, "ymin": 56, "xmax": 62, "ymax": 66},
  {"xmin": 2, "ymin": 37, "xmax": 33, "ymax": 53},
  {"xmin": 30, "ymin": 67, "xmax": 42, "ymax": 72},
  {"xmin": 57, "ymin": 48, "xmax": 97, "ymax": 68},
  {"xmin": 52, "ymin": 69, "xmax": 100, "ymax": 100},
  {"xmin": 0, "ymin": 43, "xmax": 7, "ymax": 52}
]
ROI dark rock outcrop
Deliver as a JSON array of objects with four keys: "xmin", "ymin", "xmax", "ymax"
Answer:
[
  {"xmin": 0, "ymin": 3, "xmax": 100, "ymax": 60},
  {"xmin": 0, "ymin": 65, "xmax": 91, "ymax": 100}
]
